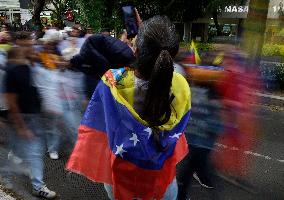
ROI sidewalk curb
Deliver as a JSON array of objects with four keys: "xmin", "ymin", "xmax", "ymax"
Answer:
[{"xmin": 253, "ymin": 92, "xmax": 284, "ymax": 107}]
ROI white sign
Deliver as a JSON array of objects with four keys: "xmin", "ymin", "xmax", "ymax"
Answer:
[
  {"xmin": 224, "ymin": 6, "xmax": 249, "ymax": 13},
  {"xmin": 20, "ymin": 8, "xmax": 32, "ymax": 25},
  {"xmin": 223, "ymin": 4, "xmax": 283, "ymax": 14}
]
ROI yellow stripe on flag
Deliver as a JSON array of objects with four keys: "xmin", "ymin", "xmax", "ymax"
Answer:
[{"xmin": 102, "ymin": 70, "xmax": 191, "ymax": 131}]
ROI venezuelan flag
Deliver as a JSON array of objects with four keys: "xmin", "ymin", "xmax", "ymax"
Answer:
[
  {"xmin": 66, "ymin": 68, "xmax": 191, "ymax": 199},
  {"xmin": 184, "ymin": 41, "xmax": 201, "ymax": 64}
]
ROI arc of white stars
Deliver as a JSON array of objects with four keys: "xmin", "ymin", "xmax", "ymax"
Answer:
[
  {"xmin": 170, "ymin": 132, "xmax": 182, "ymax": 139},
  {"xmin": 115, "ymin": 144, "xmax": 127, "ymax": 158},
  {"xmin": 144, "ymin": 127, "xmax": 152, "ymax": 139},
  {"xmin": 129, "ymin": 133, "xmax": 140, "ymax": 146}
]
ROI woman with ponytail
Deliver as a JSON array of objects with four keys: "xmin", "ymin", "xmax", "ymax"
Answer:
[{"xmin": 67, "ymin": 16, "xmax": 191, "ymax": 200}]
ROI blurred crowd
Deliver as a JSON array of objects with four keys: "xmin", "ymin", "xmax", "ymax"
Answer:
[
  {"xmin": 0, "ymin": 21, "xmax": 261, "ymax": 200},
  {"xmin": 0, "ymin": 24, "xmax": 94, "ymax": 198},
  {"xmin": 0, "ymin": 23, "xmax": 141, "ymax": 198}
]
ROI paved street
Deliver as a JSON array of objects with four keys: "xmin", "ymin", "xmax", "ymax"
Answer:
[
  {"xmin": 0, "ymin": 105, "xmax": 283, "ymax": 200},
  {"xmin": 0, "ymin": 186, "xmax": 15, "ymax": 200},
  {"xmin": 187, "ymin": 104, "xmax": 284, "ymax": 200}
]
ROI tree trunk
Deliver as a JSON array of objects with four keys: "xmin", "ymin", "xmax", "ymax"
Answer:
[
  {"xmin": 212, "ymin": 11, "xmax": 222, "ymax": 36},
  {"xmin": 237, "ymin": 19, "xmax": 243, "ymax": 40},
  {"xmin": 279, "ymin": 15, "xmax": 284, "ymax": 30},
  {"xmin": 183, "ymin": 22, "xmax": 191, "ymax": 42},
  {"xmin": 32, "ymin": 0, "xmax": 45, "ymax": 36},
  {"xmin": 241, "ymin": 0, "xmax": 269, "ymax": 67},
  {"xmin": 278, "ymin": 1, "xmax": 284, "ymax": 29}
]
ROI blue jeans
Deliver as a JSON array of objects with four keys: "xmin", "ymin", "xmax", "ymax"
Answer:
[
  {"xmin": 42, "ymin": 113, "xmax": 62, "ymax": 153},
  {"xmin": 61, "ymin": 99, "xmax": 82, "ymax": 145},
  {"xmin": 14, "ymin": 114, "xmax": 46, "ymax": 190},
  {"xmin": 104, "ymin": 178, "xmax": 178, "ymax": 200}
]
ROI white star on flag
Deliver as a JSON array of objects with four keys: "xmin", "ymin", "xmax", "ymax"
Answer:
[
  {"xmin": 117, "ymin": 70, "xmax": 122, "ymax": 76},
  {"xmin": 115, "ymin": 144, "xmax": 127, "ymax": 158},
  {"xmin": 144, "ymin": 127, "xmax": 152, "ymax": 139},
  {"xmin": 129, "ymin": 133, "xmax": 140, "ymax": 146},
  {"xmin": 170, "ymin": 132, "xmax": 182, "ymax": 139}
]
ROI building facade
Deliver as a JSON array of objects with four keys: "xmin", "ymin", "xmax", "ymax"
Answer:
[
  {"xmin": 0, "ymin": 0, "xmax": 20, "ymax": 25},
  {"xmin": 0, "ymin": 0, "xmax": 54, "ymax": 29},
  {"xmin": 182, "ymin": 0, "xmax": 284, "ymax": 43}
]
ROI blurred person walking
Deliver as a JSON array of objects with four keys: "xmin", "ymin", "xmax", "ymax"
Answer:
[
  {"xmin": 61, "ymin": 37, "xmax": 80, "ymax": 61},
  {"xmin": 0, "ymin": 31, "xmax": 12, "ymax": 123},
  {"xmin": 60, "ymin": 36, "xmax": 85, "ymax": 147},
  {"xmin": 6, "ymin": 31, "xmax": 37, "ymax": 165},
  {"xmin": 85, "ymin": 27, "xmax": 93, "ymax": 38},
  {"xmin": 58, "ymin": 24, "xmax": 86, "ymax": 54},
  {"xmin": 119, "ymin": 29, "xmax": 136, "ymax": 52},
  {"xmin": 177, "ymin": 84, "xmax": 224, "ymax": 200},
  {"xmin": 38, "ymin": 29, "xmax": 64, "ymax": 70},
  {"xmin": 1, "ymin": 24, "xmax": 8, "ymax": 32},
  {"xmin": 67, "ymin": 16, "xmax": 191, "ymax": 200},
  {"xmin": 4, "ymin": 47, "xmax": 56, "ymax": 199},
  {"xmin": 212, "ymin": 50, "xmax": 260, "ymax": 183},
  {"xmin": 37, "ymin": 29, "xmax": 67, "ymax": 160},
  {"xmin": 0, "ymin": 64, "xmax": 8, "ymax": 144},
  {"xmin": 70, "ymin": 32, "xmax": 135, "ymax": 99},
  {"xmin": 0, "ymin": 31, "xmax": 12, "ymax": 69}
]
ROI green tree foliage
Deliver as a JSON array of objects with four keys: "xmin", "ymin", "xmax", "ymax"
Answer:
[
  {"xmin": 74, "ymin": 0, "xmax": 105, "ymax": 32},
  {"xmin": 46, "ymin": 0, "xmax": 81, "ymax": 28},
  {"xmin": 46, "ymin": 0, "xmax": 248, "ymax": 34},
  {"xmin": 121, "ymin": 0, "xmax": 208, "ymax": 22},
  {"xmin": 47, "ymin": 0, "xmax": 70, "ymax": 28},
  {"xmin": 73, "ymin": 0, "xmax": 211, "ymax": 32}
]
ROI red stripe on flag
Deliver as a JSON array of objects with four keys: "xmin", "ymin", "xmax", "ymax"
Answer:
[
  {"xmin": 66, "ymin": 125, "xmax": 188, "ymax": 199},
  {"xmin": 66, "ymin": 125, "xmax": 113, "ymax": 184},
  {"xmin": 111, "ymin": 134, "xmax": 188, "ymax": 199}
]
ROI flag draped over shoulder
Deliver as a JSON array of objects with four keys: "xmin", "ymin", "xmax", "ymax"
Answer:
[{"xmin": 66, "ymin": 68, "xmax": 191, "ymax": 200}]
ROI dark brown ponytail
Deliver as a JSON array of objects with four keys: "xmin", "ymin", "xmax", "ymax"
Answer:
[
  {"xmin": 142, "ymin": 50, "xmax": 174, "ymax": 127},
  {"xmin": 135, "ymin": 16, "xmax": 179, "ymax": 129}
]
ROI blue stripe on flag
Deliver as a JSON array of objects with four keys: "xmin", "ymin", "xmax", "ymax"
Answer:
[{"xmin": 81, "ymin": 81, "xmax": 191, "ymax": 170}]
